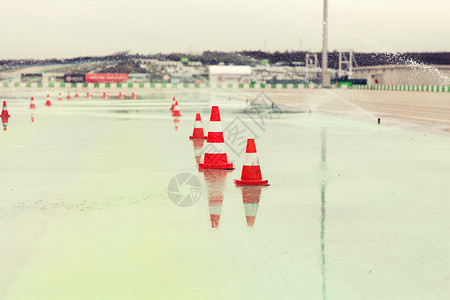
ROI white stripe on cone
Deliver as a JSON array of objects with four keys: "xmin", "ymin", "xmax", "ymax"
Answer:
[{"xmin": 208, "ymin": 121, "xmax": 222, "ymax": 132}]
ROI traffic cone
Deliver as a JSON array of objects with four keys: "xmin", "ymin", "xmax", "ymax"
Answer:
[
  {"xmin": 119, "ymin": 92, "xmax": 123, "ymax": 100},
  {"xmin": 192, "ymin": 138, "xmax": 206, "ymax": 164},
  {"xmin": 234, "ymin": 139, "xmax": 269, "ymax": 186},
  {"xmin": 1, "ymin": 101, "xmax": 10, "ymax": 118},
  {"xmin": 172, "ymin": 101, "xmax": 182, "ymax": 117},
  {"xmin": 198, "ymin": 106, "xmax": 234, "ymax": 170},
  {"xmin": 170, "ymin": 97, "xmax": 176, "ymax": 111},
  {"xmin": 241, "ymin": 186, "xmax": 263, "ymax": 227},
  {"xmin": 29, "ymin": 97, "xmax": 36, "ymax": 109},
  {"xmin": 75, "ymin": 91, "xmax": 79, "ymax": 98},
  {"xmin": 45, "ymin": 94, "xmax": 52, "ymax": 107},
  {"xmin": 131, "ymin": 92, "xmax": 136, "ymax": 100},
  {"xmin": 67, "ymin": 91, "xmax": 71, "ymax": 100},
  {"xmin": 189, "ymin": 113, "xmax": 207, "ymax": 139},
  {"xmin": 86, "ymin": 92, "xmax": 90, "ymax": 99},
  {"xmin": 103, "ymin": 92, "xmax": 107, "ymax": 100},
  {"xmin": 58, "ymin": 92, "xmax": 62, "ymax": 101}
]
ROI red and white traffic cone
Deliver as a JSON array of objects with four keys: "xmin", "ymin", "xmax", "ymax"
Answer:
[
  {"xmin": 192, "ymin": 138, "xmax": 206, "ymax": 164},
  {"xmin": 29, "ymin": 97, "xmax": 36, "ymax": 109},
  {"xmin": 1, "ymin": 101, "xmax": 10, "ymax": 118},
  {"xmin": 198, "ymin": 106, "xmax": 234, "ymax": 170},
  {"xmin": 189, "ymin": 113, "xmax": 207, "ymax": 139},
  {"xmin": 170, "ymin": 97, "xmax": 176, "ymax": 111},
  {"xmin": 234, "ymin": 139, "xmax": 269, "ymax": 186},
  {"xmin": 119, "ymin": 92, "xmax": 123, "ymax": 100},
  {"xmin": 1, "ymin": 101, "xmax": 10, "ymax": 131},
  {"xmin": 131, "ymin": 92, "xmax": 136, "ymax": 100},
  {"xmin": 75, "ymin": 91, "xmax": 79, "ymax": 98},
  {"xmin": 103, "ymin": 92, "xmax": 107, "ymax": 100},
  {"xmin": 241, "ymin": 186, "xmax": 263, "ymax": 227},
  {"xmin": 86, "ymin": 92, "xmax": 90, "ymax": 99},
  {"xmin": 171, "ymin": 101, "xmax": 182, "ymax": 117},
  {"xmin": 45, "ymin": 94, "xmax": 52, "ymax": 107},
  {"xmin": 58, "ymin": 92, "xmax": 62, "ymax": 101},
  {"xmin": 67, "ymin": 91, "xmax": 71, "ymax": 100}
]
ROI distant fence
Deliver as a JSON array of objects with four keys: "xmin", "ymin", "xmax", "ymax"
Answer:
[
  {"xmin": 352, "ymin": 84, "xmax": 450, "ymax": 93},
  {"xmin": 1, "ymin": 82, "xmax": 449, "ymax": 92}
]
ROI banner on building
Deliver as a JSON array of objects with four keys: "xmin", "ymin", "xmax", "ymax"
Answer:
[{"xmin": 85, "ymin": 73, "xmax": 129, "ymax": 83}]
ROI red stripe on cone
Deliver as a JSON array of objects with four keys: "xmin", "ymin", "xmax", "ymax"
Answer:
[
  {"xmin": 235, "ymin": 139, "xmax": 269, "ymax": 186},
  {"xmin": 189, "ymin": 113, "xmax": 207, "ymax": 139},
  {"xmin": 198, "ymin": 106, "xmax": 233, "ymax": 170}
]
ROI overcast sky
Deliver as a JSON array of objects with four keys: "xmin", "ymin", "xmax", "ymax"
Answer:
[{"xmin": 0, "ymin": 0, "xmax": 449, "ymax": 59}]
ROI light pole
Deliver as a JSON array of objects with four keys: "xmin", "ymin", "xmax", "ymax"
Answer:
[{"xmin": 322, "ymin": 0, "xmax": 331, "ymax": 88}]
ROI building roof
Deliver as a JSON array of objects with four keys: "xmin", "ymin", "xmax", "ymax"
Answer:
[{"xmin": 208, "ymin": 65, "xmax": 252, "ymax": 75}]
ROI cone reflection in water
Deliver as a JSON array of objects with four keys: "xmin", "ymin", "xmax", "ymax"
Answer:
[
  {"xmin": 189, "ymin": 113, "xmax": 207, "ymax": 139},
  {"xmin": 191, "ymin": 138, "xmax": 206, "ymax": 164},
  {"xmin": 67, "ymin": 91, "xmax": 71, "ymax": 100},
  {"xmin": 235, "ymin": 139, "xmax": 269, "ymax": 186},
  {"xmin": 31, "ymin": 113, "xmax": 35, "ymax": 123},
  {"xmin": 240, "ymin": 186, "xmax": 263, "ymax": 227},
  {"xmin": 173, "ymin": 117, "xmax": 180, "ymax": 131},
  {"xmin": 198, "ymin": 106, "xmax": 234, "ymax": 170},
  {"xmin": 202, "ymin": 170, "xmax": 231, "ymax": 228}
]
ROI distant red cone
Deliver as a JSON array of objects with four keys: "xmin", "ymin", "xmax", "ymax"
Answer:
[
  {"xmin": 170, "ymin": 97, "xmax": 176, "ymax": 111},
  {"xmin": 103, "ymin": 92, "xmax": 107, "ymax": 100},
  {"xmin": 86, "ymin": 92, "xmax": 90, "ymax": 99},
  {"xmin": 198, "ymin": 106, "xmax": 234, "ymax": 170},
  {"xmin": 234, "ymin": 139, "xmax": 269, "ymax": 186},
  {"xmin": 45, "ymin": 94, "xmax": 52, "ymax": 107},
  {"xmin": 75, "ymin": 91, "xmax": 79, "ymax": 98},
  {"xmin": 29, "ymin": 97, "xmax": 36, "ymax": 109},
  {"xmin": 189, "ymin": 113, "xmax": 207, "ymax": 139},
  {"xmin": 67, "ymin": 91, "xmax": 71, "ymax": 100},
  {"xmin": 58, "ymin": 92, "xmax": 62, "ymax": 101},
  {"xmin": 1, "ymin": 101, "xmax": 10, "ymax": 118},
  {"xmin": 172, "ymin": 101, "xmax": 182, "ymax": 117},
  {"xmin": 131, "ymin": 92, "xmax": 136, "ymax": 100},
  {"xmin": 118, "ymin": 92, "xmax": 123, "ymax": 100}
]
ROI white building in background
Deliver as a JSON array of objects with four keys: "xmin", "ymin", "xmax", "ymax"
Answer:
[
  {"xmin": 208, "ymin": 65, "xmax": 252, "ymax": 85},
  {"xmin": 350, "ymin": 65, "xmax": 450, "ymax": 86}
]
